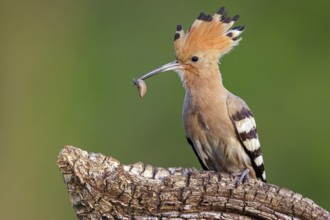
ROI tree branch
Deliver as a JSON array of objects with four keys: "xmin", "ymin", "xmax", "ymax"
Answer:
[{"xmin": 57, "ymin": 145, "xmax": 329, "ymax": 220}]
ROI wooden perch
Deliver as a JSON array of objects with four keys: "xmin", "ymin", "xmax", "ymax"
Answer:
[{"xmin": 57, "ymin": 146, "xmax": 329, "ymax": 220}]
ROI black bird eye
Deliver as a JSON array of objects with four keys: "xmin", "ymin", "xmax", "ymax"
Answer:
[{"xmin": 191, "ymin": 56, "xmax": 199, "ymax": 62}]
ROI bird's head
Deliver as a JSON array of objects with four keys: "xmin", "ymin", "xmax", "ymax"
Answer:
[{"xmin": 134, "ymin": 7, "xmax": 244, "ymax": 89}]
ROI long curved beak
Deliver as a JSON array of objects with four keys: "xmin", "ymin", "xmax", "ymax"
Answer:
[{"xmin": 134, "ymin": 60, "xmax": 183, "ymax": 82}]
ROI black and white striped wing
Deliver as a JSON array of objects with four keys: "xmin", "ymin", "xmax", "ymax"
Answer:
[{"xmin": 227, "ymin": 94, "xmax": 266, "ymax": 182}]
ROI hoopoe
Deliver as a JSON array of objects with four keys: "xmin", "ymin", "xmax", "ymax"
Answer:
[{"xmin": 134, "ymin": 7, "xmax": 266, "ymax": 183}]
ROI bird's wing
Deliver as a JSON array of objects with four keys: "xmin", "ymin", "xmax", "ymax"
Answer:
[
  {"xmin": 226, "ymin": 94, "xmax": 266, "ymax": 182},
  {"xmin": 186, "ymin": 136, "xmax": 208, "ymax": 170}
]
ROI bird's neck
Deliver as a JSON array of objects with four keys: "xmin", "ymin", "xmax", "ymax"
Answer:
[{"xmin": 183, "ymin": 68, "xmax": 228, "ymax": 100}]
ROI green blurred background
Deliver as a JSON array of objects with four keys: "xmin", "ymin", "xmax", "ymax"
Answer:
[{"xmin": 1, "ymin": 0, "xmax": 329, "ymax": 219}]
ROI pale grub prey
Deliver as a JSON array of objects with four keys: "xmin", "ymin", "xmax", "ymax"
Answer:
[{"xmin": 133, "ymin": 79, "xmax": 147, "ymax": 98}]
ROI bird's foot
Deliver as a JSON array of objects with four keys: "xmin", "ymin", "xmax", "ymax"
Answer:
[{"xmin": 232, "ymin": 169, "xmax": 250, "ymax": 187}]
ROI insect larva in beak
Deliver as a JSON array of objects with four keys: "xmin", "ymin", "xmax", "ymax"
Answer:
[{"xmin": 133, "ymin": 79, "xmax": 147, "ymax": 98}]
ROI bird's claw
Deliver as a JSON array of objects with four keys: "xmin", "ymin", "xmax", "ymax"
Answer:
[{"xmin": 232, "ymin": 169, "xmax": 250, "ymax": 187}]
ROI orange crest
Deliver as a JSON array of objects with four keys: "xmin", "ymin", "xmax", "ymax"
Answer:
[{"xmin": 174, "ymin": 7, "xmax": 245, "ymax": 60}]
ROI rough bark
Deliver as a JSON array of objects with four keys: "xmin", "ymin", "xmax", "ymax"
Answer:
[{"xmin": 57, "ymin": 145, "xmax": 329, "ymax": 220}]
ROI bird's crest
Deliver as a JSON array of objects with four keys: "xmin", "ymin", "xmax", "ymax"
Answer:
[{"xmin": 174, "ymin": 7, "xmax": 245, "ymax": 59}]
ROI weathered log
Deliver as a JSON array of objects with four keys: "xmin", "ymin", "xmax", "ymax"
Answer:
[{"xmin": 57, "ymin": 145, "xmax": 329, "ymax": 220}]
